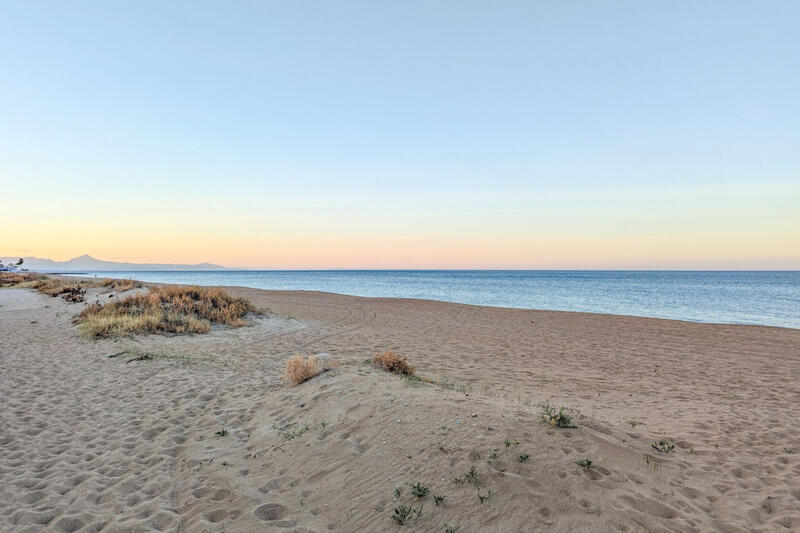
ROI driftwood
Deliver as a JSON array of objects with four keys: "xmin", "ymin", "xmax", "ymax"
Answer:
[{"xmin": 59, "ymin": 285, "xmax": 86, "ymax": 303}]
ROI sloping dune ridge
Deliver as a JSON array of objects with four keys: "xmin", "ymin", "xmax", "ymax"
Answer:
[{"xmin": 1, "ymin": 283, "xmax": 799, "ymax": 532}]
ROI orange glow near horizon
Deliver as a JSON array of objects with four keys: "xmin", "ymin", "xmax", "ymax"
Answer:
[{"xmin": 3, "ymin": 185, "xmax": 799, "ymax": 270}]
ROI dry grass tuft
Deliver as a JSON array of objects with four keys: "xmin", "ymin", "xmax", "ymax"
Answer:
[
  {"xmin": 79, "ymin": 300, "xmax": 104, "ymax": 318},
  {"xmin": 100, "ymin": 278, "xmax": 140, "ymax": 292},
  {"xmin": 74, "ymin": 285, "xmax": 258, "ymax": 338},
  {"xmin": 282, "ymin": 355, "xmax": 322, "ymax": 386},
  {"xmin": 30, "ymin": 278, "xmax": 87, "ymax": 302},
  {"xmin": 0, "ymin": 272, "xmax": 42, "ymax": 287},
  {"xmin": 1, "ymin": 273, "xmax": 88, "ymax": 302},
  {"xmin": 372, "ymin": 350, "xmax": 416, "ymax": 375}
]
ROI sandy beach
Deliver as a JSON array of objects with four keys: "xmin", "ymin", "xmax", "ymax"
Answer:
[{"xmin": 1, "ymin": 282, "xmax": 799, "ymax": 532}]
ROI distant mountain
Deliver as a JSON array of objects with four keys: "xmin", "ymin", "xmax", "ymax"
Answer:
[{"xmin": 3, "ymin": 254, "xmax": 228, "ymax": 272}]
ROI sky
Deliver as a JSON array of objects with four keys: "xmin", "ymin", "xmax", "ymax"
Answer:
[{"xmin": 2, "ymin": 1, "xmax": 798, "ymax": 269}]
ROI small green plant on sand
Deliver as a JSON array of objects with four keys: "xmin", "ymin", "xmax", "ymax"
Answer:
[
  {"xmin": 784, "ymin": 448, "xmax": 795, "ymax": 454},
  {"xmin": 541, "ymin": 403, "xmax": 577, "ymax": 428},
  {"xmin": 409, "ymin": 481, "xmax": 429, "ymax": 499},
  {"xmin": 279, "ymin": 424, "xmax": 310, "ymax": 440},
  {"xmin": 505, "ymin": 439, "xmax": 520, "ymax": 448},
  {"xmin": 214, "ymin": 429, "xmax": 228, "ymax": 437},
  {"xmin": 433, "ymin": 494, "xmax": 446, "ymax": 507},
  {"xmin": 394, "ymin": 486, "xmax": 402, "ymax": 498},
  {"xmin": 444, "ymin": 524, "xmax": 461, "ymax": 533},
  {"xmin": 518, "ymin": 453, "xmax": 529, "ymax": 463},
  {"xmin": 392, "ymin": 505, "xmax": 413, "ymax": 525},
  {"xmin": 576, "ymin": 458, "xmax": 593, "ymax": 469},
  {"xmin": 651, "ymin": 440, "xmax": 675, "ymax": 453},
  {"xmin": 478, "ymin": 489, "xmax": 492, "ymax": 504},
  {"xmin": 628, "ymin": 421, "xmax": 643, "ymax": 428},
  {"xmin": 465, "ymin": 466, "xmax": 479, "ymax": 485}
]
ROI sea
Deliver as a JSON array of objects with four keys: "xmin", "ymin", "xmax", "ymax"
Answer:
[{"xmin": 68, "ymin": 270, "xmax": 799, "ymax": 329}]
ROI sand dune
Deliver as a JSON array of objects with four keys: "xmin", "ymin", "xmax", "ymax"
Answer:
[{"xmin": 1, "ymin": 284, "xmax": 798, "ymax": 532}]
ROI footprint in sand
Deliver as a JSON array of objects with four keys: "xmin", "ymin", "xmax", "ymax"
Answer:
[{"xmin": 254, "ymin": 503, "xmax": 297, "ymax": 527}]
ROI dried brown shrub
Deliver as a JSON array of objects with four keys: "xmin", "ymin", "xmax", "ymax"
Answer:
[
  {"xmin": 282, "ymin": 355, "xmax": 322, "ymax": 386},
  {"xmin": 60, "ymin": 285, "xmax": 86, "ymax": 302},
  {"xmin": 372, "ymin": 350, "xmax": 415, "ymax": 375},
  {"xmin": 100, "ymin": 278, "xmax": 139, "ymax": 292},
  {"xmin": 78, "ymin": 300, "xmax": 104, "ymax": 320},
  {"xmin": 0, "ymin": 272, "xmax": 42, "ymax": 287},
  {"xmin": 1, "ymin": 273, "xmax": 89, "ymax": 302},
  {"xmin": 30, "ymin": 279, "xmax": 87, "ymax": 302},
  {"xmin": 74, "ymin": 285, "xmax": 258, "ymax": 338}
]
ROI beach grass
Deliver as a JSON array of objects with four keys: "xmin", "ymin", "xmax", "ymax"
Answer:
[
  {"xmin": 99, "ymin": 278, "xmax": 140, "ymax": 292},
  {"xmin": 1, "ymin": 273, "xmax": 90, "ymax": 301},
  {"xmin": 0, "ymin": 272, "xmax": 42, "ymax": 287},
  {"xmin": 75, "ymin": 285, "xmax": 258, "ymax": 338}
]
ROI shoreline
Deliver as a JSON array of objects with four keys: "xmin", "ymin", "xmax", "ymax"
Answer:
[{"xmin": 62, "ymin": 273, "xmax": 800, "ymax": 332}]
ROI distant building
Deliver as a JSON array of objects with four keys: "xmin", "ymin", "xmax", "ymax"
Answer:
[{"xmin": 0, "ymin": 261, "xmax": 26, "ymax": 272}]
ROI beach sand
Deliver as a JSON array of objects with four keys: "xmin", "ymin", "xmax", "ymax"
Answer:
[{"xmin": 1, "ymin": 284, "xmax": 799, "ymax": 532}]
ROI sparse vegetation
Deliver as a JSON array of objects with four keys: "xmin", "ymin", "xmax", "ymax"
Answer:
[
  {"xmin": 215, "ymin": 429, "xmax": 228, "ymax": 437},
  {"xmin": 0, "ymin": 273, "xmax": 113, "ymax": 303},
  {"xmin": 277, "ymin": 423, "xmax": 311, "ymax": 440},
  {"xmin": 433, "ymin": 494, "xmax": 446, "ymax": 507},
  {"xmin": 518, "ymin": 453, "xmax": 529, "ymax": 463},
  {"xmin": 651, "ymin": 439, "xmax": 675, "ymax": 453},
  {"xmin": 373, "ymin": 350, "xmax": 415, "ymax": 375},
  {"xmin": 391, "ymin": 505, "xmax": 413, "ymax": 525},
  {"xmin": 391, "ymin": 504, "xmax": 423, "ymax": 525},
  {"xmin": 465, "ymin": 466, "xmax": 479, "ymax": 485},
  {"xmin": 505, "ymin": 439, "xmax": 520, "ymax": 448},
  {"xmin": 444, "ymin": 525, "xmax": 461, "ymax": 533},
  {"xmin": 409, "ymin": 481, "xmax": 429, "ymax": 499},
  {"xmin": 540, "ymin": 403, "xmax": 578, "ymax": 428},
  {"xmin": 27, "ymin": 278, "xmax": 88, "ymax": 302},
  {"xmin": 404, "ymin": 374, "xmax": 424, "ymax": 387},
  {"xmin": 100, "ymin": 278, "xmax": 140, "ymax": 292},
  {"xmin": 576, "ymin": 458, "xmax": 593, "ymax": 469},
  {"xmin": 477, "ymin": 489, "xmax": 491, "ymax": 504},
  {"xmin": 434, "ymin": 375, "xmax": 471, "ymax": 393},
  {"xmin": 74, "ymin": 285, "xmax": 258, "ymax": 338},
  {"xmin": 282, "ymin": 355, "xmax": 322, "ymax": 386},
  {"xmin": 628, "ymin": 420, "xmax": 644, "ymax": 428},
  {"xmin": 0, "ymin": 272, "xmax": 40, "ymax": 288}
]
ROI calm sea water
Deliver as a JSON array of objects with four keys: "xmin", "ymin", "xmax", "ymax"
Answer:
[{"xmin": 71, "ymin": 270, "xmax": 800, "ymax": 329}]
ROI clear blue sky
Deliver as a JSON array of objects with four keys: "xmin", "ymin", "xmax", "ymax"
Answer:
[{"xmin": 2, "ymin": 1, "xmax": 798, "ymax": 268}]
